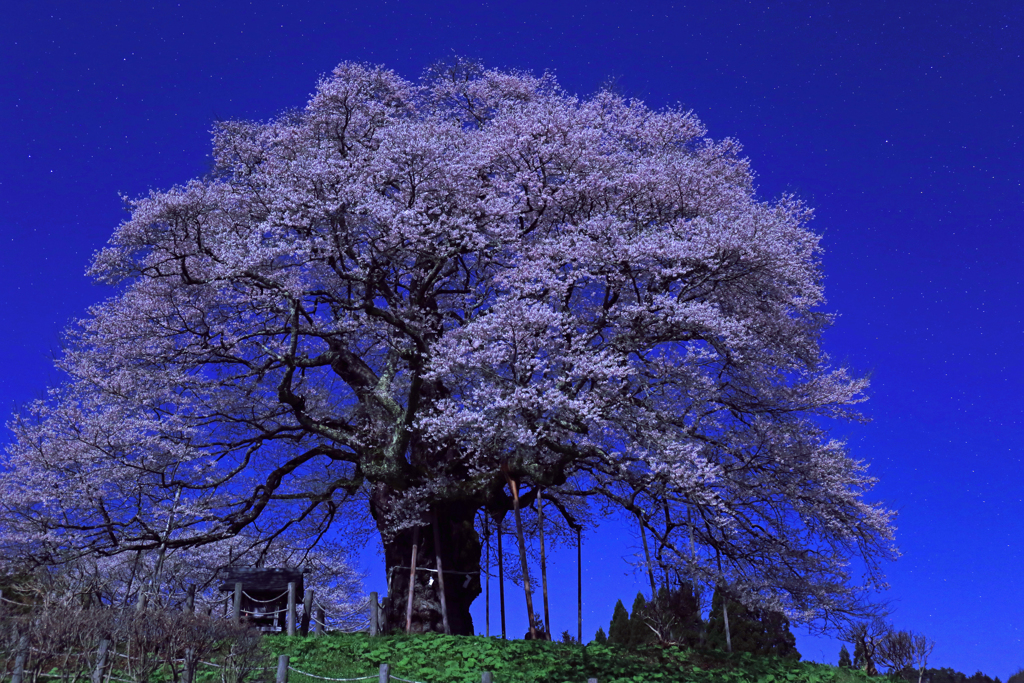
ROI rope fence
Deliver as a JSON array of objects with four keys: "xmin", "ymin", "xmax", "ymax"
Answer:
[
  {"xmin": 5, "ymin": 641, "xmax": 607, "ymax": 683},
  {"xmin": 274, "ymin": 654, "xmax": 601, "ymax": 683},
  {"xmin": 287, "ymin": 665, "xmax": 376, "ymax": 681}
]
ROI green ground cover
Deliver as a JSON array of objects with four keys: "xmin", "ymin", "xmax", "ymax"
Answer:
[{"xmin": 264, "ymin": 632, "xmax": 874, "ymax": 683}]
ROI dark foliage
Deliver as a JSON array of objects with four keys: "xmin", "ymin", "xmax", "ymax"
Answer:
[
  {"xmin": 706, "ymin": 585, "xmax": 799, "ymax": 659},
  {"xmin": 637, "ymin": 583, "xmax": 704, "ymax": 647},
  {"xmin": 607, "ymin": 599, "xmax": 631, "ymax": 646}
]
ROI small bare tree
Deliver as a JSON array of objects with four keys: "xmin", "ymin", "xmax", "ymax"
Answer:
[
  {"xmin": 163, "ymin": 612, "xmax": 235, "ymax": 683},
  {"xmin": 911, "ymin": 633, "xmax": 936, "ymax": 683},
  {"xmin": 840, "ymin": 618, "xmax": 890, "ymax": 676},
  {"xmin": 876, "ymin": 628, "xmax": 915, "ymax": 679},
  {"xmin": 220, "ymin": 623, "xmax": 266, "ymax": 683}
]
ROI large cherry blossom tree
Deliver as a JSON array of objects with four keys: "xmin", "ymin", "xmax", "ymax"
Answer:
[{"xmin": 0, "ymin": 59, "xmax": 896, "ymax": 634}]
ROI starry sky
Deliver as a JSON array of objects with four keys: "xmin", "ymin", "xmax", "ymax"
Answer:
[{"xmin": 2, "ymin": 1, "xmax": 1021, "ymax": 677}]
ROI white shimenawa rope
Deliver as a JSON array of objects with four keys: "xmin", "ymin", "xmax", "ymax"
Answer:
[
  {"xmin": 242, "ymin": 607, "xmax": 288, "ymax": 616},
  {"xmin": 286, "ymin": 665, "xmax": 376, "ymax": 682},
  {"xmin": 390, "ymin": 676, "xmax": 433, "ymax": 683},
  {"xmin": 241, "ymin": 590, "xmax": 290, "ymax": 603}
]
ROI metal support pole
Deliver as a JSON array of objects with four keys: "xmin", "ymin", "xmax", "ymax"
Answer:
[
  {"xmin": 378, "ymin": 663, "xmax": 391, "ymax": 683},
  {"xmin": 276, "ymin": 655, "xmax": 289, "ymax": 683},
  {"xmin": 302, "ymin": 589, "xmax": 313, "ymax": 636},
  {"xmin": 369, "ymin": 591, "xmax": 379, "ymax": 636},
  {"xmin": 233, "ymin": 582, "xmax": 242, "ymax": 624},
  {"xmin": 287, "ymin": 582, "xmax": 297, "ymax": 636},
  {"xmin": 481, "ymin": 673, "xmax": 493, "ymax": 683}
]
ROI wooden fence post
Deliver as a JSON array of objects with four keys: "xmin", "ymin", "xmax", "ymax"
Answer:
[
  {"xmin": 287, "ymin": 582, "xmax": 297, "ymax": 636},
  {"xmin": 11, "ymin": 633, "xmax": 28, "ymax": 683},
  {"xmin": 185, "ymin": 585, "xmax": 196, "ymax": 613},
  {"xmin": 587, "ymin": 679, "xmax": 598, "ymax": 683},
  {"xmin": 184, "ymin": 647, "xmax": 196, "ymax": 683},
  {"xmin": 233, "ymin": 582, "xmax": 242, "ymax": 624},
  {"xmin": 369, "ymin": 591, "xmax": 379, "ymax": 636},
  {"xmin": 481, "ymin": 672, "xmax": 493, "ymax": 683},
  {"xmin": 301, "ymin": 589, "xmax": 313, "ymax": 636},
  {"xmin": 378, "ymin": 663, "xmax": 391, "ymax": 683},
  {"xmin": 314, "ymin": 605, "xmax": 325, "ymax": 635},
  {"xmin": 276, "ymin": 654, "xmax": 289, "ymax": 683},
  {"xmin": 91, "ymin": 639, "xmax": 110, "ymax": 683}
]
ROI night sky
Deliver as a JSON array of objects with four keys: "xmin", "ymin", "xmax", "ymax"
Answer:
[{"xmin": 2, "ymin": 1, "xmax": 1021, "ymax": 677}]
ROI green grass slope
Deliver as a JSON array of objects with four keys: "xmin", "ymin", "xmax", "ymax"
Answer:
[{"xmin": 264, "ymin": 632, "xmax": 874, "ymax": 683}]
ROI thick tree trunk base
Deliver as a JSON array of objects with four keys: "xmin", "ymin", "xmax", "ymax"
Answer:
[{"xmin": 371, "ymin": 488, "xmax": 481, "ymax": 635}]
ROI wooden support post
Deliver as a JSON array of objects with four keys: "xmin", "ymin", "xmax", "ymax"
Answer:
[
  {"xmin": 369, "ymin": 591, "xmax": 379, "ymax": 636},
  {"xmin": 497, "ymin": 516, "xmax": 506, "ymax": 639},
  {"xmin": 638, "ymin": 511, "xmax": 657, "ymax": 598},
  {"xmin": 481, "ymin": 672, "xmax": 493, "ymax": 683},
  {"xmin": 576, "ymin": 525, "xmax": 583, "ymax": 645},
  {"xmin": 275, "ymin": 654, "xmax": 289, "ymax": 683},
  {"xmin": 587, "ymin": 678, "xmax": 599, "ymax": 683},
  {"xmin": 537, "ymin": 491, "xmax": 550, "ymax": 639},
  {"xmin": 378, "ymin": 663, "xmax": 391, "ymax": 683},
  {"xmin": 314, "ymin": 605, "xmax": 325, "ymax": 635},
  {"xmin": 302, "ymin": 589, "xmax": 313, "ymax": 636},
  {"xmin": 232, "ymin": 582, "xmax": 242, "ymax": 624},
  {"xmin": 431, "ymin": 509, "xmax": 450, "ymax": 635},
  {"xmin": 185, "ymin": 585, "xmax": 195, "ymax": 613},
  {"xmin": 502, "ymin": 465, "xmax": 537, "ymax": 640},
  {"xmin": 483, "ymin": 514, "xmax": 490, "ymax": 638},
  {"xmin": 287, "ymin": 582, "xmax": 297, "ymax": 636},
  {"xmin": 11, "ymin": 633, "xmax": 28, "ymax": 683},
  {"xmin": 91, "ymin": 639, "xmax": 110, "ymax": 683},
  {"xmin": 405, "ymin": 526, "xmax": 420, "ymax": 633}
]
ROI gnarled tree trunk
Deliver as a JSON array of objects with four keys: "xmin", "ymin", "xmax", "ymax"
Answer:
[{"xmin": 371, "ymin": 488, "xmax": 481, "ymax": 635}]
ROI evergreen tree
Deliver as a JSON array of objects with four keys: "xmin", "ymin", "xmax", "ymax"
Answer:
[
  {"xmin": 646, "ymin": 583, "xmax": 703, "ymax": 647},
  {"xmin": 629, "ymin": 592, "xmax": 656, "ymax": 647},
  {"xmin": 760, "ymin": 609, "xmax": 799, "ymax": 659},
  {"xmin": 705, "ymin": 585, "xmax": 799, "ymax": 658},
  {"xmin": 853, "ymin": 638, "xmax": 865, "ymax": 671},
  {"xmin": 593, "ymin": 627, "xmax": 607, "ymax": 645},
  {"xmin": 608, "ymin": 599, "xmax": 631, "ymax": 646},
  {"xmin": 838, "ymin": 644, "xmax": 852, "ymax": 668}
]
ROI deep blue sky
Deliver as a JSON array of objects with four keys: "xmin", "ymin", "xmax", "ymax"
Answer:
[{"xmin": 2, "ymin": 0, "xmax": 1021, "ymax": 677}]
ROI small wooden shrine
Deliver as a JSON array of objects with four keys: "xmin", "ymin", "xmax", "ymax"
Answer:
[{"xmin": 218, "ymin": 567, "xmax": 305, "ymax": 631}]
